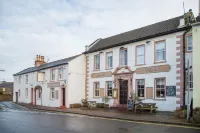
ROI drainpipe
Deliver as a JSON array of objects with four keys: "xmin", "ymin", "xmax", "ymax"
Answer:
[{"xmin": 183, "ymin": 26, "xmax": 192, "ymax": 106}]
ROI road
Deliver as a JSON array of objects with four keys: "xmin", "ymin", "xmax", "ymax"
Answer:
[{"xmin": 0, "ymin": 102, "xmax": 199, "ymax": 133}]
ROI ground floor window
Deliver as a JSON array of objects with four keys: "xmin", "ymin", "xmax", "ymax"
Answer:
[
  {"xmin": 25, "ymin": 88, "xmax": 28, "ymax": 97},
  {"xmin": 51, "ymin": 88, "xmax": 55, "ymax": 99},
  {"xmin": 94, "ymin": 82, "xmax": 100, "ymax": 97},
  {"xmin": 106, "ymin": 81, "xmax": 113, "ymax": 97},
  {"xmin": 136, "ymin": 79, "xmax": 145, "ymax": 98},
  {"xmin": 155, "ymin": 78, "xmax": 166, "ymax": 99},
  {"xmin": 38, "ymin": 89, "xmax": 42, "ymax": 99}
]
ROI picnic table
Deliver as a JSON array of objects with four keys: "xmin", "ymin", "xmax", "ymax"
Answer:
[{"xmin": 134, "ymin": 102, "xmax": 157, "ymax": 114}]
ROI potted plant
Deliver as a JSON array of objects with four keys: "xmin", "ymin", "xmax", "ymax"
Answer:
[{"xmin": 102, "ymin": 96, "xmax": 110, "ymax": 108}]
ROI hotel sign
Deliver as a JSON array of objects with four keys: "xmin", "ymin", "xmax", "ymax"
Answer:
[
  {"xmin": 47, "ymin": 82, "xmax": 60, "ymax": 88},
  {"xmin": 135, "ymin": 65, "xmax": 171, "ymax": 74},
  {"xmin": 91, "ymin": 71, "xmax": 112, "ymax": 78}
]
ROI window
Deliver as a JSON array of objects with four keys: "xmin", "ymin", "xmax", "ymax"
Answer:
[
  {"xmin": 38, "ymin": 89, "xmax": 42, "ymax": 99},
  {"xmin": 136, "ymin": 79, "xmax": 145, "ymax": 98},
  {"xmin": 25, "ymin": 75, "xmax": 28, "ymax": 83},
  {"xmin": 187, "ymin": 35, "xmax": 193, "ymax": 51},
  {"xmin": 155, "ymin": 41, "xmax": 166, "ymax": 62},
  {"xmin": 155, "ymin": 78, "xmax": 166, "ymax": 99},
  {"xmin": 58, "ymin": 68, "xmax": 64, "ymax": 80},
  {"xmin": 37, "ymin": 72, "xmax": 45, "ymax": 82},
  {"xmin": 136, "ymin": 45, "xmax": 145, "ymax": 65},
  {"xmin": 106, "ymin": 52, "xmax": 113, "ymax": 69},
  {"xmin": 94, "ymin": 82, "xmax": 100, "ymax": 97},
  {"xmin": 51, "ymin": 69, "xmax": 55, "ymax": 81},
  {"xmin": 189, "ymin": 72, "xmax": 193, "ymax": 89},
  {"xmin": 120, "ymin": 48, "xmax": 127, "ymax": 66},
  {"xmin": 94, "ymin": 54, "xmax": 100, "ymax": 70},
  {"xmin": 25, "ymin": 88, "xmax": 28, "ymax": 97},
  {"xmin": 51, "ymin": 88, "xmax": 55, "ymax": 99},
  {"xmin": 106, "ymin": 81, "xmax": 113, "ymax": 97},
  {"xmin": 18, "ymin": 76, "xmax": 21, "ymax": 84}
]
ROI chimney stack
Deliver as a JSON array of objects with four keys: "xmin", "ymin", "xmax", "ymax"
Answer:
[{"xmin": 35, "ymin": 55, "xmax": 46, "ymax": 67}]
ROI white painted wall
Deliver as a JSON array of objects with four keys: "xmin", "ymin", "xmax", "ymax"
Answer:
[
  {"xmin": 67, "ymin": 54, "xmax": 85, "ymax": 107},
  {"xmin": 86, "ymin": 32, "xmax": 184, "ymax": 111}
]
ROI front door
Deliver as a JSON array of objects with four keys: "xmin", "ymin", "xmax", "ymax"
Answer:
[
  {"xmin": 15, "ymin": 92, "xmax": 18, "ymax": 102},
  {"xmin": 120, "ymin": 80, "xmax": 128, "ymax": 104},
  {"xmin": 62, "ymin": 88, "xmax": 65, "ymax": 106}
]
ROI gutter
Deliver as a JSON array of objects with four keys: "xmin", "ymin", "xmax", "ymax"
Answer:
[{"xmin": 182, "ymin": 26, "xmax": 192, "ymax": 106}]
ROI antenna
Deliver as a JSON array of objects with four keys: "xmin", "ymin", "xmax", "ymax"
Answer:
[{"xmin": 183, "ymin": 2, "xmax": 186, "ymax": 14}]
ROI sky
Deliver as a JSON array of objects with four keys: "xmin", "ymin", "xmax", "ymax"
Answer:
[{"xmin": 0, "ymin": 0, "xmax": 199, "ymax": 82}]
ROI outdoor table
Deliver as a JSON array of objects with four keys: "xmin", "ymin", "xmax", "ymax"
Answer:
[{"xmin": 134, "ymin": 103, "xmax": 157, "ymax": 114}]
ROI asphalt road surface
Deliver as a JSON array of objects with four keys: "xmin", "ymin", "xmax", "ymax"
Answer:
[{"xmin": 0, "ymin": 102, "xmax": 199, "ymax": 133}]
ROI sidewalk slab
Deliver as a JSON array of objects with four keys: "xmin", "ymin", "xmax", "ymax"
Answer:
[{"xmin": 15, "ymin": 103, "xmax": 200, "ymax": 127}]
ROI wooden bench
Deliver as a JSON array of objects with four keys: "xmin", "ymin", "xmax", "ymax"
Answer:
[{"xmin": 134, "ymin": 103, "xmax": 157, "ymax": 114}]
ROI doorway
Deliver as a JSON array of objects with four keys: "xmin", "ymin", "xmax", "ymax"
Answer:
[
  {"xmin": 62, "ymin": 88, "xmax": 66, "ymax": 106},
  {"xmin": 119, "ymin": 80, "xmax": 128, "ymax": 104},
  {"xmin": 15, "ymin": 92, "xmax": 18, "ymax": 102}
]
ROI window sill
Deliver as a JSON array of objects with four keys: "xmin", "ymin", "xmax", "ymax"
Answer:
[
  {"xmin": 154, "ymin": 98, "xmax": 166, "ymax": 101},
  {"xmin": 135, "ymin": 64, "xmax": 146, "ymax": 66},
  {"xmin": 93, "ymin": 96, "xmax": 101, "ymax": 99},
  {"xmin": 93, "ymin": 69, "xmax": 100, "ymax": 72},
  {"xmin": 154, "ymin": 61, "xmax": 167, "ymax": 64},
  {"xmin": 105, "ymin": 68, "xmax": 113, "ymax": 70}
]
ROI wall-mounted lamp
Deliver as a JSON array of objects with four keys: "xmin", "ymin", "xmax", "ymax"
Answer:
[{"xmin": 146, "ymin": 41, "xmax": 151, "ymax": 44}]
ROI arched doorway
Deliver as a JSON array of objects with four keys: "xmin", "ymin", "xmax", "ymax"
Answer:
[{"xmin": 34, "ymin": 85, "xmax": 42, "ymax": 105}]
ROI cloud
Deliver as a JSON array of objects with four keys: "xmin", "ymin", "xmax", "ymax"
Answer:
[{"xmin": 0, "ymin": 0, "xmax": 199, "ymax": 81}]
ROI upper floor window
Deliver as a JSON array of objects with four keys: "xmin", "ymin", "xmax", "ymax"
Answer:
[
  {"xmin": 51, "ymin": 69, "xmax": 55, "ymax": 81},
  {"xmin": 106, "ymin": 52, "xmax": 113, "ymax": 69},
  {"xmin": 136, "ymin": 79, "xmax": 145, "ymax": 98},
  {"xmin": 18, "ymin": 76, "xmax": 21, "ymax": 84},
  {"xmin": 25, "ymin": 75, "xmax": 28, "ymax": 84},
  {"xmin": 155, "ymin": 78, "xmax": 166, "ymax": 99},
  {"xmin": 120, "ymin": 48, "xmax": 127, "ymax": 66},
  {"xmin": 155, "ymin": 41, "xmax": 166, "ymax": 62},
  {"xmin": 136, "ymin": 45, "xmax": 145, "ymax": 65},
  {"xmin": 187, "ymin": 35, "xmax": 193, "ymax": 51},
  {"xmin": 189, "ymin": 72, "xmax": 193, "ymax": 89},
  {"xmin": 37, "ymin": 72, "xmax": 45, "ymax": 82},
  {"xmin": 94, "ymin": 54, "xmax": 100, "ymax": 70},
  {"xmin": 58, "ymin": 68, "xmax": 64, "ymax": 80},
  {"xmin": 94, "ymin": 82, "xmax": 100, "ymax": 97}
]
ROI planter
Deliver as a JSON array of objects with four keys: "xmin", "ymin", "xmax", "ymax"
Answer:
[
  {"xmin": 96, "ymin": 103, "xmax": 104, "ymax": 108},
  {"xmin": 103, "ymin": 104, "xmax": 109, "ymax": 108},
  {"xmin": 174, "ymin": 109, "xmax": 186, "ymax": 118}
]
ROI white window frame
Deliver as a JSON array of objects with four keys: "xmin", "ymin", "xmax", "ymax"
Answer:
[
  {"xmin": 155, "ymin": 78, "xmax": 166, "ymax": 99},
  {"xmin": 38, "ymin": 89, "xmax": 42, "ymax": 99},
  {"xmin": 136, "ymin": 45, "xmax": 145, "ymax": 65},
  {"xmin": 51, "ymin": 88, "xmax": 55, "ymax": 99},
  {"xmin": 120, "ymin": 48, "xmax": 127, "ymax": 66},
  {"xmin": 106, "ymin": 81, "xmax": 113, "ymax": 97},
  {"xmin": 155, "ymin": 41, "xmax": 166, "ymax": 62},
  {"xmin": 106, "ymin": 52, "xmax": 113, "ymax": 69},
  {"xmin": 94, "ymin": 54, "xmax": 100, "ymax": 70},
  {"xmin": 58, "ymin": 68, "xmax": 64, "ymax": 80},
  {"xmin": 136, "ymin": 79, "xmax": 145, "ymax": 98},
  {"xmin": 51, "ymin": 69, "xmax": 55, "ymax": 81},
  {"xmin": 94, "ymin": 82, "xmax": 100, "ymax": 97},
  {"xmin": 187, "ymin": 35, "xmax": 193, "ymax": 51},
  {"xmin": 25, "ymin": 75, "xmax": 28, "ymax": 84},
  {"xmin": 25, "ymin": 88, "xmax": 28, "ymax": 97}
]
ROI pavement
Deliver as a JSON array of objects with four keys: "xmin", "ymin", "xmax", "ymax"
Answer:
[
  {"xmin": 15, "ymin": 102, "xmax": 200, "ymax": 127},
  {"xmin": 0, "ymin": 102, "xmax": 200, "ymax": 133}
]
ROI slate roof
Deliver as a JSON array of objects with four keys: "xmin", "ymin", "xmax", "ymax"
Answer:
[
  {"xmin": 0, "ymin": 82, "xmax": 13, "ymax": 88},
  {"xmin": 13, "ymin": 55, "xmax": 79, "ymax": 76},
  {"xmin": 85, "ymin": 16, "xmax": 188, "ymax": 54}
]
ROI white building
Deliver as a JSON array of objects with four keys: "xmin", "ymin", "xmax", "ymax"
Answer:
[
  {"xmin": 84, "ymin": 16, "xmax": 194, "ymax": 111},
  {"xmin": 13, "ymin": 54, "xmax": 85, "ymax": 108}
]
